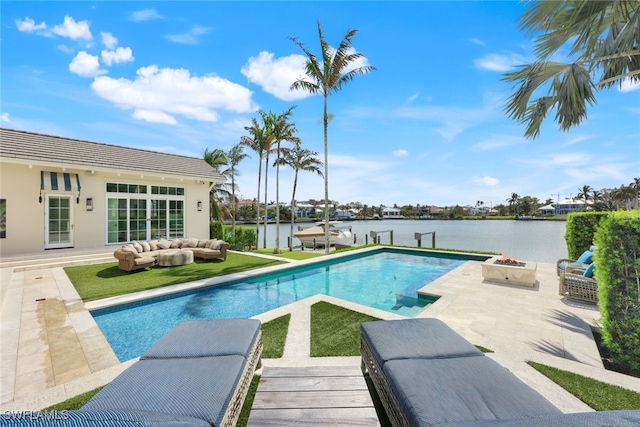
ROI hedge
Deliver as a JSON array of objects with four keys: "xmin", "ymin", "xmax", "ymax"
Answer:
[
  {"xmin": 565, "ymin": 211, "xmax": 609, "ymax": 259},
  {"xmin": 594, "ymin": 210, "xmax": 640, "ymax": 375}
]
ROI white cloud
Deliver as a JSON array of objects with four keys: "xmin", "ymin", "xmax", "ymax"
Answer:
[
  {"xmin": 91, "ymin": 65, "xmax": 257, "ymax": 124},
  {"xmin": 57, "ymin": 44, "xmax": 75, "ymax": 54},
  {"xmin": 129, "ymin": 9, "xmax": 163, "ymax": 22},
  {"xmin": 1, "ymin": 113, "xmax": 10, "ymax": 123},
  {"xmin": 472, "ymin": 176, "xmax": 500, "ymax": 186},
  {"xmin": 69, "ymin": 51, "xmax": 106, "ymax": 77},
  {"xmin": 619, "ymin": 78, "xmax": 640, "ymax": 93},
  {"xmin": 405, "ymin": 93, "xmax": 419, "ymax": 104},
  {"xmin": 550, "ymin": 153, "xmax": 591, "ymax": 166},
  {"xmin": 101, "ymin": 32, "xmax": 118, "ymax": 49},
  {"xmin": 16, "ymin": 17, "xmax": 47, "ymax": 33},
  {"xmin": 101, "ymin": 47, "xmax": 134, "ymax": 66},
  {"xmin": 52, "ymin": 16, "xmax": 92, "ymax": 41},
  {"xmin": 165, "ymin": 25, "xmax": 211, "ymax": 45},
  {"xmin": 132, "ymin": 110, "xmax": 177, "ymax": 125},
  {"xmin": 474, "ymin": 53, "xmax": 526, "ymax": 72},
  {"xmin": 393, "ymin": 149, "xmax": 409, "ymax": 157},
  {"xmin": 470, "ymin": 38, "xmax": 485, "ymax": 46},
  {"xmin": 241, "ymin": 51, "xmax": 311, "ymax": 101}
]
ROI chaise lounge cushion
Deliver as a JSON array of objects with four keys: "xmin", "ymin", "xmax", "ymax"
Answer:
[
  {"xmin": 83, "ymin": 356, "xmax": 246, "ymax": 427},
  {"xmin": 141, "ymin": 319, "xmax": 261, "ymax": 359},
  {"xmin": 382, "ymin": 357, "xmax": 561, "ymax": 427},
  {"xmin": 361, "ymin": 318, "xmax": 482, "ymax": 364},
  {"xmin": 439, "ymin": 410, "xmax": 640, "ymax": 426},
  {"xmin": 30, "ymin": 409, "xmax": 211, "ymax": 426}
]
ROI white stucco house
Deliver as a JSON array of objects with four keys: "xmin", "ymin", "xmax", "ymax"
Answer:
[
  {"xmin": 0, "ymin": 128, "xmax": 224, "ymax": 257},
  {"xmin": 382, "ymin": 207, "xmax": 403, "ymax": 219}
]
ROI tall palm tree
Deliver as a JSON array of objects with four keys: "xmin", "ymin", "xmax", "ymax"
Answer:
[
  {"xmin": 241, "ymin": 118, "xmax": 270, "ymax": 249},
  {"xmin": 290, "ymin": 20, "xmax": 376, "ymax": 254},
  {"xmin": 503, "ymin": 1, "xmax": 640, "ymax": 139},
  {"xmin": 257, "ymin": 110, "xmax": 277, "ymax": 249},
  {"xmin": 263, "ymin": 107, "xmax": 299, "ymax": 254},
  {"xmin": 506, "ymin": 193, "xmax": 520, "ymax": 216},
  {"xmin": 276, "ymin": 140, "xmax": 323, "ymax": 250},
  {"xmin": 631, "ymin": 177, "xmax": 640, "ymax": 209},
  {"xmin": 203, "ymin": 148, "xmax": 231, "ymax": 222},
  {"xmin": 227, "ymin": 141, "xmax": 249, "ymax": 236},
  {"xmin": 577, "ymin": 185, "xmax": 593, "ymax": 203}
]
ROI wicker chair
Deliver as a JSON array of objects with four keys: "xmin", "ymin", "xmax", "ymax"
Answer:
[{"xmin": 559, "ymin": 272, "xmax": 598, "ymax": 304}]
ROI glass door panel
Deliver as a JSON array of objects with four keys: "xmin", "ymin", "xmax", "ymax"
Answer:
[{"xmin": 46, "ymin": 195, "xmax": 73, "ymax": 248}]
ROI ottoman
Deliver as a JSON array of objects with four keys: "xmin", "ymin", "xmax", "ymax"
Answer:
[{"xmin": 158, "ymin": 250, "xmax": 194, "ymax": 266}]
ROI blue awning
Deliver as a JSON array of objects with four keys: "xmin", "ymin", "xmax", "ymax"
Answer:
[{"xmin": 40, "ymin": 171, "xmax": 81, "ymax": 192}]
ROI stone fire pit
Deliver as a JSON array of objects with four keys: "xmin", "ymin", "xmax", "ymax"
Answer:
[{"xmin": 481, "ymin": 256, "xmax": 537, "ymax": 287}]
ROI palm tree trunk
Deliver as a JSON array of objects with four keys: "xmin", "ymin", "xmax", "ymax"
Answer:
[
  {"xmin": 290, "ymin": 170, "xmax": 299, "ymax": 251},
  {"xmin": 231, "ymin": 172, "xmax": 236, "ymax": 238},
  {"xmin": 275, "ymin": 141, "xmax": 281, "ymax": 254},
  {"xmin": 323, "ymin": 93, "xmax": 330, "ymax": 255},
  {"xmin": 263, "ymin": 152, "xmax": 270, "ymax": 248},
  {"xmin": 255, "ymin": 156, "xmax": 262, "ymax": 250}
]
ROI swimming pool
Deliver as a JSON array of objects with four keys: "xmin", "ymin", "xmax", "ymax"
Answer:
[{"xmin": 92, "ymin": 248, "xmax": 483, "ymax": 361}]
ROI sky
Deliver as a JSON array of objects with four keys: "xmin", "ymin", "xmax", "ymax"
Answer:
[{"xmin": 2, "ymin": 1, "xmax": 639, "ymax": 208}]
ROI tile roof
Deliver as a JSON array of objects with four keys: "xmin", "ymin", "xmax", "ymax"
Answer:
[{"xmin": 0, "ymin": 128, "xmax": 224, "ymax": 182}]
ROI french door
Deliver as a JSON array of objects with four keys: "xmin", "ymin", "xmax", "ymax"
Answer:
[
  {"xmin": 45, "ymin": 194, "xmax": 74, "ymax": 249},
  {"xmin": 107, "ymin": 197, "xmax": 184, "ymax": 243}
]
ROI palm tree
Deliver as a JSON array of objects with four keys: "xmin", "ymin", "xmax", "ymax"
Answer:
[
  {"xmin": 577, "ymin": 185, "xmax": 593, "ymax": 204},
  {"xmin": 203, "ymin": 148, "xmax": 231, "ymax": 222},
  {"xmin": 506, "ymin": 193, "xmax": 520, "ymax": 216},
  {"xmin": 290, "ymin": 20, "xmax": 376, "ymax": 254},
  {"xmin": 276, "ymin": 140, "xmax": 323, "ymax": 250},
  {"xmin": 242, "ymin": 118, "xmax": 270, "ymax": 249},
  {"xmin": 504, "ymin": 1, "xmax": 640, "ymax": 139},
  {"xmin": 631, "ymin": 177, "xmax": 640, "ymax": 209},
  {"xmin": 263, "ymin": 107, "xmax": 299, "ymax": 254},
  {"xmin": 227, "ymin": 141, "xmax": 249, "ymax": 237}
]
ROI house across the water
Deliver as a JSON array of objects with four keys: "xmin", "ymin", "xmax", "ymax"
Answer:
[{"xmin": 0, "ymin": 128, "xmax": 224, "ymax": 257}]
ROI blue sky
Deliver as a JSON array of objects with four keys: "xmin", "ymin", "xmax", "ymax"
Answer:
[{"xmin": 2, "ymin": 1, "xmax": 639, "ymax": 208}]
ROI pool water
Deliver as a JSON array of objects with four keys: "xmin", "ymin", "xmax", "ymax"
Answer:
[{"xmin": 92, "ymin": 249, "xmax": 468, "ymax": 361}]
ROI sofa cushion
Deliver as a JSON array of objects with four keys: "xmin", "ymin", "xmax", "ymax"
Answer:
[
  {"xmin": 132, "ymin": 241, "xmax": 143, "ymax": 253},
  {"xmin": 140, "ymin": 241, "xmax": 151, "ymax": 252},
  {"xmin": 148, "ymin": 240, "xmax": 159, "ymax": 251},
  {"xmin": 157, "ymin": 238, "xmax": 172, "ymax": 249},
  {"xmin": 583, "ymin": 263, "xmax": 595, "ymax": 278},
  {"xmin": 197, "ymin": 239, "xmax": 208, "ymax": 248},
  {"xmin": 182, "ymin": 238, "xmax": 199, "ymax": 248},
  {"xmin": 134, "ymin": 257, "xmax": 155, "ymax": 266},
  {"xmin": 170, "ymin": 238, "xmax": 183, "ymax": 249},
  {"xmin": 142, "ymin": 319, "xmax": 261, "ymax": 359},
  {"xmin": 361, "ymin": 319, "xmax": 482, "ymax": 364},
  {"xmin": 209, "ymin": 239, "xmax": 224, "ymax": 250},
  {"xmin": 83, "ymin": 356, "xmax": 246, "ymax": 427},
  {"xmin": 121, "ymin": 244, "xmax": 136, "ymax": 253},
  {"xmin": 383, "ymin": 357, "xmax": 560, "ymax": 427},
  {"xmin": 576, "ymin": 250, "xmax": 593, "ymax": 264}
]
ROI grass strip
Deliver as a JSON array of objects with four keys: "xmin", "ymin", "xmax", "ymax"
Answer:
[
  {"xmin": 64, "ymin": 252, "xmax": 284, "ymax": 302},
  {"xmin": 261, "ymin": 314, "xmax": 290, "ymax": 358},
  {"xmin": 237, "ymin": 375, "xmax": 261, "ymax": 427},
  {"xmin": 255, "ymin": 248, "xmax": 323, "ymax": 260},
  {"xmin": 44, "ymin": 386, "xmax": 104, "ymax": 411},
  {"xmin": 528, "ymin": 361, "xmax": 640, "ymax": 411},
  {"xmin": 310, "ymin": 301, "xmax": 381, "ymax": 357}
]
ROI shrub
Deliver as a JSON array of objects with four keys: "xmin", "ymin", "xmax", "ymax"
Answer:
[
  {"xmin": 594, "ymin": 210, "xmax": 640, "ymax": 375},
  {"xmin": 565, "ymin": 211, "xmax": 609, "ymax": 259},
  {"xmin": 223, "ymin": 225, "xmax": 256, "ymax": 251},
  {"xmin": 210, "ymin": 221, "xmax": 224, "ymax": 239}
]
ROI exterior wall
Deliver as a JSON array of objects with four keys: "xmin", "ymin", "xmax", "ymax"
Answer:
[{"xmin": 0, "ymin": 162, "xmax": 212, "ymax": 257}]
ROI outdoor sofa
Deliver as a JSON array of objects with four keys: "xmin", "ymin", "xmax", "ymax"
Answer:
[
  {"xmin": 559, "ymin": 263, "xmax": 598, "ymax": 304},
  {"xmin": 360, "ymin": 318, "xmax": 640, "ymax": 427},
  {"xmin": 114, "ymin": 237, "xmax": 230, "ymax": 272},
  {"xmin": 4, "ymin": 319, "xmax": 262, "ymax": 426}
]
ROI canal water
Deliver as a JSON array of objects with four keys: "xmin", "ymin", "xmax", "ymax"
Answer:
[{"xmin": 254, "ymin": 219, "xmax": 567, "ymax": 264}]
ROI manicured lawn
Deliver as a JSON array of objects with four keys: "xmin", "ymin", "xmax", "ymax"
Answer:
[
  {"xmin": 261, "ymin": 314, "xmax": 290, "ymax": 359},
  {"xmin": 64, "ymin": 252, "xmax": 285, "ymax": 302},
  {"xmin": 528, "ymin": 361, "xmax": 640, "ymax": 411},
  {"xmin": 255, "ymin": 248, "xmax": 323, "ymax": 260},
  {"xmin": 310, "ymin": 301, "xmax": 381, "ymax": 357},
  {"xmin": 44, "ymin": 386, "xmax": 104, "ymax": 411}
]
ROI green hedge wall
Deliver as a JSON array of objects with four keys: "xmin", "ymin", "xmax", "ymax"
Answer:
[
  {"xmin": 565, "ymin": 212, "xmax": 609, "ymax": 259},
  {"xmin": 594, "ymin": 210, "xmax": 640, "ymax": 375},
  {"xmin": 210, "ymin": 221, "xmax": 224, "ymax": 239}
]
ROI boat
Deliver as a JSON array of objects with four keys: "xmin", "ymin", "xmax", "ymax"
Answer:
[{"xmin": 293, "ymin": 221, "xmax": 353, "ymax": 249}]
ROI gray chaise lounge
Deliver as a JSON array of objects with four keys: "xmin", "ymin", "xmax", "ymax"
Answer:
[
  {"xmin": 360, "ymin": 318, "xmax": 640, "ymax": 427},
  {"xmin": 6, "ymin": 319, "xmax": 262, "ymax": 426}
]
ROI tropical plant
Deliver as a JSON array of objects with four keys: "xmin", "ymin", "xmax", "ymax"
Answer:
[
  {"xmin": 227, "ymin": 142, "xmax": 249, "ymax": 237},
  {"xmin": 242, "ymin": 117, "xmax": 273, "ymax": 249},
  {"xmin": 290, "ymin": 20, "xmax": 376, "ymax": 254},
  {"xmin": 263, "ymin": 107, "xmax": 300, "ymax": 254},
  {"xmin": 203, "ymin": 148, "xmax": 231, "ymax": 221},
  {"xmin": 506, "ymin": 192, "xmax": 520, "ymax": 215},
  {"xmin": 503, "ymin": 1, "xmax": 640, "ymax": 138},
  {"xmin": 577, "ymin": 185, "xmax": 594, "ymax": 203},
  {"xmin": 276, "ymin": 140, "xmax": 323, "ymax": 250}
]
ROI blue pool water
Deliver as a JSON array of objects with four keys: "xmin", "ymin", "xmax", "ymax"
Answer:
[{"xmin": 92, "ymin": 249, "xmax": 473, "ymax": 361}]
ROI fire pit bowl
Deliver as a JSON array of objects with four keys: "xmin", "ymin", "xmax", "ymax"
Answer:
[{"xmin": 482, "ymin": 256, "xmax": 537, "ymax": 287}]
